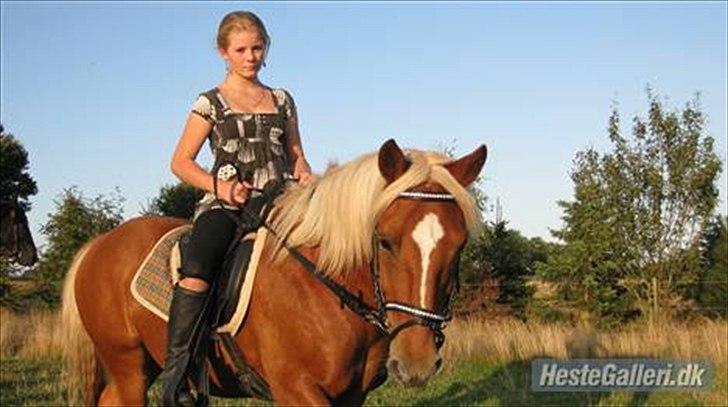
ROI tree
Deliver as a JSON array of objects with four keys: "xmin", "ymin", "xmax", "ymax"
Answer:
[
  {"xmin": 32, "ymin": 187, "xmax": 124, "ymax": 306},
  {"xmin": 0, "ymin": 124, "xmax": 39, "ymax": 304},
  {"xmin": 0, "ymin": 124, "xmax": 37, "ymax": 211},
  {"xmin": 694, "ymin": 215, "xmax": 728, "ymax": 317},
  {"xmin": 459, "ymin": 220, "xmax": 554, "ymax": 318},
  {"xmin": 538, "ymin": 88, "xmax": 722, "ymax": 325},
  {"xmin": 142, "ymin": 182, "xmax": 203, "ymax": 219},
  {"xmin": 485, "ymin": 221, "xmax": 535, "ymax": 318}
]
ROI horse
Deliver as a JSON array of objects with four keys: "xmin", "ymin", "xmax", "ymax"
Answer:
[
  {"xmin": 0, "ymin": 200, "xmax": 38, "ymax": 266},
  {"xmin": 60, "ymin": 139, "xmax": 487, "ymax": 406}
]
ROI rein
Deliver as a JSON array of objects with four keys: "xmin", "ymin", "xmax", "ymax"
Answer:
[{"xmin": 211, "ymin": 171, "xmax": 459, "ymax": 345}]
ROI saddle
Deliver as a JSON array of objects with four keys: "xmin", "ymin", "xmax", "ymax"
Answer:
[
  {"xmin": 176, "ymin": 190, "xmax": 273, "ymax": 330},
  {"xmin": 130, "ymin": 221, "xmax": 264, "ymax": 335},
  {"xmin": 131, "ymin": 183, "xmax": 288, "ymax": 401}
]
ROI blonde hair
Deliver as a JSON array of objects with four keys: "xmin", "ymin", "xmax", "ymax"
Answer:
[
  {"xmin": 266, "ymin": 149, "xmax": 482, "ymax": 278},
  {"xmin": 216, "ymin": 11, "xmax": 271, "ymax": 51}
]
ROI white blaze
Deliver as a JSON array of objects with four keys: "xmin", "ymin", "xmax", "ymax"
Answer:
[{"xmin": 412, "ymin": 213, "xmax": 444, "ymax": 308}]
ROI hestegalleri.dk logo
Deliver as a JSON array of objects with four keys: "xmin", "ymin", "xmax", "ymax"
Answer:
[{"xmin": 531, "ymin": 359, "xmax": 713, "ymax": 392}]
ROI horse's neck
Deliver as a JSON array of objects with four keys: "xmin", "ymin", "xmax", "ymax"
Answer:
[
  {"xmin": 335, "ymin": 264, "xmax": 379, "ymax": 308},
  {"xmin": 283, "ymin": 246, "xmax": 380, "ymax": 325}
]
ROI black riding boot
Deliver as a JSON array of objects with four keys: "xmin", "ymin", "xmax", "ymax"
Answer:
[{"xmin": 160, "ymin": 284, "xmax": 208, "ymax": 407}]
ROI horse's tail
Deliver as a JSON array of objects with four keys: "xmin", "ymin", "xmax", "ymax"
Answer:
[{"xmin": 60, "ymin": 240, "xmax": 105, "ymax": 405}]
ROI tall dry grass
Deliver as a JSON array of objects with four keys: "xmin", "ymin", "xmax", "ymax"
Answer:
[
  {"xmin": 3, "ymin": 308, "xmax": 725, "ymax": 368},
  {"xmin": 442, "ymin": 316, "xmax": 727, "ymax": 366},
  {"xmin": 3, "ymin": 308, "xmax": 726, "ymax": 365},
  {"xmin": 0, "ymin": 308, "xmax": 65, "ymax": 359}
]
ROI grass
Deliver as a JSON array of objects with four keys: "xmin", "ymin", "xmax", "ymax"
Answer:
[
  {"xmin": 0, "ymin": 357, "xmax": 67, "ymax": 406},
  {"xmin": 1, "ymin": 357, "xmax": 721, "ymax": 406},
  {"xmin": 1, "ymin": 309, "xmax": 726, "ymax": 406},
  {"xmin": 367, "ymin": 359, "xmax": 718, "ymax": 406},
  {"xmin": 0, "ymin": 308, "xmax": 63, "ymax": 359}
]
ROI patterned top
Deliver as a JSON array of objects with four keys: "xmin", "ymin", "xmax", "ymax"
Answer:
[{"xmin": 190, "ymin": 87, "xmax": 296, "ymax": 219}]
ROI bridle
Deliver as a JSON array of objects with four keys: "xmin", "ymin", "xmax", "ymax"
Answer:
[
  {"xmin": 275, "ymin": 189, "xmax": 462, "ymax": 347},
  {"xmin": 368, "ymin": 191, "xmax": 462, "ymax": 348}
]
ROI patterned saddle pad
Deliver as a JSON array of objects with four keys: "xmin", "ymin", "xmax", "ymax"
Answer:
[{"xmin": 130, "ymin": 224, "xmax": 268, "ymax": 335}]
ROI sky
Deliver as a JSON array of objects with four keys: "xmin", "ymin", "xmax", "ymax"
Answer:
[{"xmin": 2, "ymin": 1, "xmax": 727, "ymax": 249}]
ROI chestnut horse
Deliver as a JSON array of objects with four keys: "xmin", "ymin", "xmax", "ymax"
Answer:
[{"xmin": 60, "ymin": 139, "xmax": 487, "ymax": 406}]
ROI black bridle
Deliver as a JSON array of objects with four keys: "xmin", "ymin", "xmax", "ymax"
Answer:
[{"xmin": 271, "ymin": 189, "xmax": 459, "ymax": 346}]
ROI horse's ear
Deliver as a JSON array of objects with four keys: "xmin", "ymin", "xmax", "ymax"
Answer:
[
  {"xmin": 378, "ymin": 139, "xmax": 410, "ymax": 183},
  {"xmin": 443, "ymin": 145, "xmax": 488, "ymax": 187}
]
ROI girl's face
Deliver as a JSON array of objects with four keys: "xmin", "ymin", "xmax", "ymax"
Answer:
[{"xmin": 219, "ymin": 30, "xmax": 266, "ymax": 80}]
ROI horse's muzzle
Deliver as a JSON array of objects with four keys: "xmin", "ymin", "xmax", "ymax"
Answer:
[{"xmin": 386, "ymin": 355, "xmax": 443, "ymax": 387}]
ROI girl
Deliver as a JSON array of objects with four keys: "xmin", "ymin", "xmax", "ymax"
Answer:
[{"xmin": 162, "ymin": 11, "xmax": 312, "ymax": 405}]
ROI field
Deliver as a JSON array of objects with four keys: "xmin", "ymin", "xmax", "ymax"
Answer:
[{"xmin": 1, "ymin": 309, "xmax": 726, "ymax": 406}]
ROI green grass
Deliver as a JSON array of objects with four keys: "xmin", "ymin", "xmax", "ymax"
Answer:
[
  {"xmin": 366, "ymin": 360, "xmax": 718, "ymax": 406},
  {"xmin": 0, "ymin": 357, "xmax": 67, "ymax": 406},
  {"xmin": 1, "ymin": 357, "xmax": 724, "ymax": 406}
]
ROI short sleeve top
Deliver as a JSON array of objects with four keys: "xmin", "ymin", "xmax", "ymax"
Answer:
[{"xmin": 191, "ymin": 87, "xmax": 296, "ymax": 219}]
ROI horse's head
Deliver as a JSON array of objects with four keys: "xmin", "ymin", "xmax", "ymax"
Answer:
[
  {"xmin": 375, "ymin": 139, "xmax": 486, "ymax": 386},
  {"xmin": 267, "ymin": 139, "xmax": 486, "ymax": 386}
]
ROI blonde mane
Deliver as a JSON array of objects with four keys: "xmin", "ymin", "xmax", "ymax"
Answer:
[{"xmin": 267, "ymin": 149, "xmax": 481, "ymax": 278}]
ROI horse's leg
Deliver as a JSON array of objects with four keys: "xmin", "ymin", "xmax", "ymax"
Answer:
[
  {"xmin": 75, "ymin": 218, "xmax": 186, "ymax": 406},
  {"xmin": 96, "ymin": 345, "xmax": 149, "ymax": 406},
  {"xmin": 78, "ymin": 262, "xmax": 150, "ymax": 405}
]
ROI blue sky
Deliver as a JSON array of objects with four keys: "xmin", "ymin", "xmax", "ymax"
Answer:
[{"xmin": 2, "ymin": 1, "xmax": 726, "ymax": 248}]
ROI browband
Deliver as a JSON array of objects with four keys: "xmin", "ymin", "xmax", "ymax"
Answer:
[{"xmin": 398, "ymin": 191, "xmax": 455, "ymax": 201}]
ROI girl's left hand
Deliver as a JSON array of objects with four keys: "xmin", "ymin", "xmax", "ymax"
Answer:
[{"xmin": 293, "ymin": 157, "xmax": 314, "ymax": 186}]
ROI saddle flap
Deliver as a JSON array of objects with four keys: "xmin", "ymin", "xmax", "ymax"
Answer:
[
  {"xmin": 214, "ymin": 229, "xmax": 268, "ymax": 334},
  {"xmin": 214, "ymin": 233, "xmax": 256, "ymax": 327}
]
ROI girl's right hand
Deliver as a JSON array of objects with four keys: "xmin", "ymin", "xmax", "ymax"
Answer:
[{"xmin": 217, "ymin": 180, "xmax": 251, "ymax": 206}]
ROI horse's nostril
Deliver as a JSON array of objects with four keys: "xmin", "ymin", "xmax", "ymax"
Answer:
[
  {"xmin": 387, "ymin": 357, "xmax": 409, "ymax": 383},
  {"xmin": 434, "ymin": 357, "xmax": 443, "ymax": 374}
]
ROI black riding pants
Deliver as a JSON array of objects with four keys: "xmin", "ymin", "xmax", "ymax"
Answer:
[{"xmin": 181, "ymin": 208, "xmax": 240, "ymax": 284}]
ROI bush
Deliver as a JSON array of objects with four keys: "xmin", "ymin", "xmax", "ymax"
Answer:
[{"xmin": 31, "ymin": 187, "xmax": 124, "ymax": 307}]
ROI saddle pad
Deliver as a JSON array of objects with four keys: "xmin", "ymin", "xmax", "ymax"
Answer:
[{"xmin": 130, "ymin": 225, "xmax": 269, "ymax": 335}]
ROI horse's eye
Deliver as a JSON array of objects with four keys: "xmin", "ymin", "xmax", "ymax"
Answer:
[{"xmin": 379, "ymin": 237, "xmax": 394, "ymax": 252}]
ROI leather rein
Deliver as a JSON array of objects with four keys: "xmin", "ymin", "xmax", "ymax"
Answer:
[{"xmin": 212, "ymin": 172, "xmax": 460, "ymax": 346}]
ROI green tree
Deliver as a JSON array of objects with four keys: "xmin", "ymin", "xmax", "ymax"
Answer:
[
  {"xmin": 142, "ymin": 182, "xmax": 203, "ymax": 219},
  {"xmin": 32, "ymin": 187, "xmax": 124, "ymax": 306},
  {"xmin": 538, "ymin": 88, "xmax": 722, "ymax": 325},
  {"xmin": 486, "ymin": 222, "xmax": 534, "ymax": 318},
  {"xmin": 694, "ymin": 215, "xmax": 728, "ymax": 317},
  {"xmin": 0, "ymin": 124, "xmax": 38, "ymax": 210},
  {"xmin": 1, "ymin": 124, "xmax": 39, "ymax": 303},
  {"xmin": 460, "ymin": 220, "xmax": 554, "ymax": 318}
]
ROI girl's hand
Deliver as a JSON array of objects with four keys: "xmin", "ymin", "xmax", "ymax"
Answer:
[
  {"xmin": 293, "ymin": 157, "xmax": 314, "ymax": 186},
  {"xmin": 217, "ymin": 180, "xmax": 251, "ymax": 206}
]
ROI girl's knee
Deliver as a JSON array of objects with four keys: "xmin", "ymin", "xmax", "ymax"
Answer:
[{"xmin": 178, "ymin": 277, "xmax": 209, "ymax": 292}]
